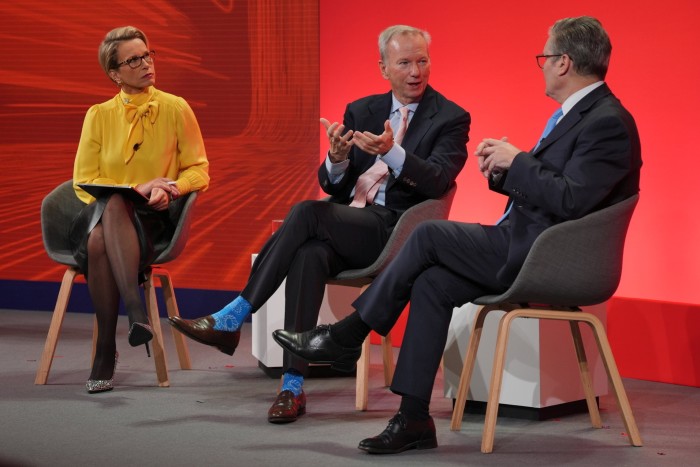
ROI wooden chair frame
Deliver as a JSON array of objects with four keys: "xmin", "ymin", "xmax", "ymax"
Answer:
[
  {"xmin": 449, "ymin": 195, "xmax": 642, "ymax": 452},
  {"xmin": 449, "ymin": 304, "xmax": 642, "ymax": 453},
  {"xmin": 35, "ymin": 181, "xmax": 197, "ymax": 387},
  {"xmin": 35, "ymin": 266, "xmax": 192, "ymax": 387}
]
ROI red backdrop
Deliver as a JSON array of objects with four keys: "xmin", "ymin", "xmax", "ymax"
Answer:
[
  {"xmin": 0, "ymin": 0, "xmax": 698, "ymax": 385},
  {"xmin": 318, "ymin": 1, "xmax": 700, "ymax": 385},
  {"xmin": 0, "ymin": 0, "xmax": 320, "ymax": 292},
  {"xmin": 319, "ymin": 0, "xmax": 700, "ymax": 306},
  {"xmin": 3, "ymin": 1, "xmax": 698, "ymax": 305}
]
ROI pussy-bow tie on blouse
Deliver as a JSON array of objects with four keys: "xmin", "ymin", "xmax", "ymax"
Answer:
[{"xmin": 124, "ymin": 100, "xmax": 159, "ymax": 163}]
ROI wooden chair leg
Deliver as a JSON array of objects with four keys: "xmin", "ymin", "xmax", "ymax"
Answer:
[
  {"xmin": 451, "ymin": 305, "xmax": 491, "ymax": 430},
  {"xmin": 152, "ymin": 267, "xmax": 191, "ymax": 370},
  {"xmin": 569, "ymin": 320, "xmax": 602, "ymax": 428},
  {"xmin": 354, "ymin": 283, "xmax": 371, "ymax": 410},
  {"xmin": 35, "ymin": 267, "xmax": 78, "ymax": 385},
  {"xmin": 143, "ymin": 274, "xmax": 170, "ymax": 387},
  {"xmin": 381, "ymin": 332, "xmax": 394, "ymax": 386},
  {"xmin": 481, "ymin": 309, "xmax": 519, "ymax": 453},
  {"xmin": 500, "ymin": 309, "xmax": 642, "ymax": 448},
  {"xmin": 355, "ymin": 336, "xmax": 371, "ymax": 411},
  {"xmin": 584, "ymin": 314, "xmax": 643, "ymax": 447}
]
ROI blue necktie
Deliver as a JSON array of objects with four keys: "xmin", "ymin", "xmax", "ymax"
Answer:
[
  {"xmin": 496, "ymin": 108, "xmax": 563, "ymax": 224},
  {"xmin": 534, "ymin": 107, "xmax": 563, "ymax": 151}
]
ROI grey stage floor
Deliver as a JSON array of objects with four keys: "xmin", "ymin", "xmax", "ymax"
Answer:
[{"xmin": 0, "ymin": 308, "xmax": 698, "ymax": 466}]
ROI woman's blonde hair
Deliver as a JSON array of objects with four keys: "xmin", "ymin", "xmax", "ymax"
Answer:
[{"xmin": 98, "ymin": 26, "xmax": 149, "ymax": 83}]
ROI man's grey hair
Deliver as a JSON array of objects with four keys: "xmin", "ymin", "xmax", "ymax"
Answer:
[
  {"xmin": 549, "ymin": 16, "xmax": 612, "ymax": 80},
  {"xmin": 378, "ymin": 25, "xmax": 431, "ymax": 61}
]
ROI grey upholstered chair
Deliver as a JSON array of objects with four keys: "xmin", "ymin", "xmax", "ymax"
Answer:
[
  {"xmin": 35, "ymin": 180, "xmax": 196, "ymax": 387},
  {"xmin": 449, "ymin": 194, "xmax": 642, "ymax": 453},
  {"xmin": 327, "ymin": 183, "xmax": 458, "ymax": 410}
]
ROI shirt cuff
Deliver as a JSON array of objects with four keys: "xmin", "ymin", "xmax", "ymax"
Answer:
[
  {"xmin": 381, "ymin": 144, "xmax": 406, "ymax": 177},
  {"xmin": 325, "ymin": 152, "xmax": 350, "ymax": 184}
]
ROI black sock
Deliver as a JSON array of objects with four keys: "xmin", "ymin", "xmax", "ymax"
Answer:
[
  {"xmin": 399, "ymin": 394, "xmax": 430, "ymax": 421},
  {"xmin": 329, "ymin": 311, "xmax": 370, "ymax": 348}
]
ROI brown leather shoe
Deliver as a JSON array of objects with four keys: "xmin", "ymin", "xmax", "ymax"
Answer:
[
  {"xmin": 268, "ymin": 390, "xmax": 306, "ymax": 424},
  {"xmin": 168, "ymin": 316, "xmax": 240, "ymax": 356}
]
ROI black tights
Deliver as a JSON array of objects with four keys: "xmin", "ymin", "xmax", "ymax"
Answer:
[{"xmin": 86, "ymin": 195, "xmax": 148, "ymax": 380}]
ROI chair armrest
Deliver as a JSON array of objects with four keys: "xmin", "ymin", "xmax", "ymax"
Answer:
[
  {"xmin": 41, "ymin": 180, "xmax": 86, "ymax": 265},
  {"xmin": 154, "ymin": 191, "xmax": 198, "ymax": 264}
]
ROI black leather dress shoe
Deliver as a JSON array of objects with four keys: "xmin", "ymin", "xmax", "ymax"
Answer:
[
  {"xmin": 268, "ymin": 390, "xmax": 306, "ymax": 424},
  {"xmin": 358, "ymin": 412, "xmax": 437, "ymax": 454},
  {"xmin": 168, "ymin": 316, "xmax": 240, "ymax": 356},
  {"xmin": 272, "ymin": 325, "xmax": 361, "ymax": 372}
]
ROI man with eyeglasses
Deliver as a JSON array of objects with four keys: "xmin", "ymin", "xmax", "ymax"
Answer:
[{"xmin": 274, "ymin": 16, "xmax": 641, "ymax": 454}]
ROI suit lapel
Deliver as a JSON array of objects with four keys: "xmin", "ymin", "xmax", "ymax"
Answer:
[
  {"xmin": 533, "ymin": 83, "xmax": 612, "ymax": 156},
  {"xmin": 357, "ymin": 87, "xmax": 440, "ymax": 192},
  {"xmin": 401, "ymin": 86, "xmax": 437, "ymax": 154},
  {"xmin": 384, "ymin": 86, "xmax": 438, "ymax": 191},
  {"xmin": 366, "ymin": 92, "xmax": 393, "ymax": 135},
  {"xmin": 354, "ymin": 92, "xmax": 392, "ymax": 174}
]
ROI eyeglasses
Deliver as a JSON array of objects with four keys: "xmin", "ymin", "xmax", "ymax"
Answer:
[
  {"xmin": 535, "ymin": 54, "xmax": 563, "ymax": 69},
  {"xmin": 117, "ymin": 50, "xmax": 156, "ymax": 69}
]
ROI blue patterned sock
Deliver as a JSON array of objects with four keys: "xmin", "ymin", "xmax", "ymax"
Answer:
[
  {"xmin": 211, "ymin": 296, "xmax": 252, "ymax": 332},
  {"xmin": 280, "ymin": 370, "xmax": 304, "ymax": 396}
]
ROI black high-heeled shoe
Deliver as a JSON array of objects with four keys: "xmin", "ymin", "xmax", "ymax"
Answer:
[{"xmin": 128, "ymin": 322, "xmax": 153, "ymax": 349}]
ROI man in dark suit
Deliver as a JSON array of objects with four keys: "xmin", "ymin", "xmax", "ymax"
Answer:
[
  {"xmin": 274, "ymin": 16, "xmax": 642, "ymax": 454},
  {"xmin": 169, "ymin": 25, "xmax": 470, "ymax": 423}
]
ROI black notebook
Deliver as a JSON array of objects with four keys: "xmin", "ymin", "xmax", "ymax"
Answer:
[{"xmin": 77, "ymin": 183, "xmax": 149, "ymax": 204}]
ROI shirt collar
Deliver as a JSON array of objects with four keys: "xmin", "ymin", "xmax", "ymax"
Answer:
[
  {"xmin": 561, "ymin": 81, "xmax": 605, "ymax": 116},
  {"xmin": 391, "ymin": 94, "xmax": 420, "ymax": 114}
]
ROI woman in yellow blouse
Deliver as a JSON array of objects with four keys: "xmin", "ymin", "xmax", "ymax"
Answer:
[{"xmin": 71, "ymin": 26, "xmax": 209, "ymax": 393}]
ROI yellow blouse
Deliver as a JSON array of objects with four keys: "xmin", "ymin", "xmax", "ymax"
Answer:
[{"xmin": 73, "ymin": 86, "xmax": 210, "ymax": 204}]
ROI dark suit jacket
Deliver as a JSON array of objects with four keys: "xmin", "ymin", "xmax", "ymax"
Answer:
[
  {"xmin": 318, "ymin": 85, "xmax": 470, "ymax": 213},
  {"xmin": 491, "ymin": 83, "xmax": 642, "ymax": 285}
]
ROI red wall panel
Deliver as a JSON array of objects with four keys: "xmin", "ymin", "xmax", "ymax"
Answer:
[
  {"xmin": 609, "ymin": 298, "xmax": 700, "ymax": 387},
  {"xmin": 319, "ymin": 1, "xmax": 700, "ymax": 376},
  {"xmin": 319, "ymin": 0, "xmax": 700, "ymax": 306}
]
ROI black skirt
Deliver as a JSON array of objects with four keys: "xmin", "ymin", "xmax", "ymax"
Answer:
[{"xmin": 69, "ymin": 194, "xmax": 186, "ymax": 282}]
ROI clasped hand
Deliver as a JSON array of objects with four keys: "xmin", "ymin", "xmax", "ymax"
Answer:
[
  {"xmin": 135, "ymin": 178, "xmax": 180, "ymax": 211},
  {"xmin": 475, "ymin": 137, "xmax": 522, "ymax": 179},
  {"xmin": 321, "ymin": 118, "xmax": 395, "ymax": 162}
]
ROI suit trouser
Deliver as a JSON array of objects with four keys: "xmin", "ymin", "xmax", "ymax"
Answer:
[
  {"xmin": 242, "ymin": 200, "xmax": 399, "ymax": 375},
  {"xmin": 354, "ymin": 220, "xmax": 511, "ymax": 402}
]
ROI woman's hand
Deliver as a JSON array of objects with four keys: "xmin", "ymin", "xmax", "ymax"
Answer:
[
  {"xmin": 135, "ymin": 178, "xmax": 179, "ymax": 211},
  {"xmin": 148, "ymin": 187, "xmax": 170, "ymax": 211}
]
